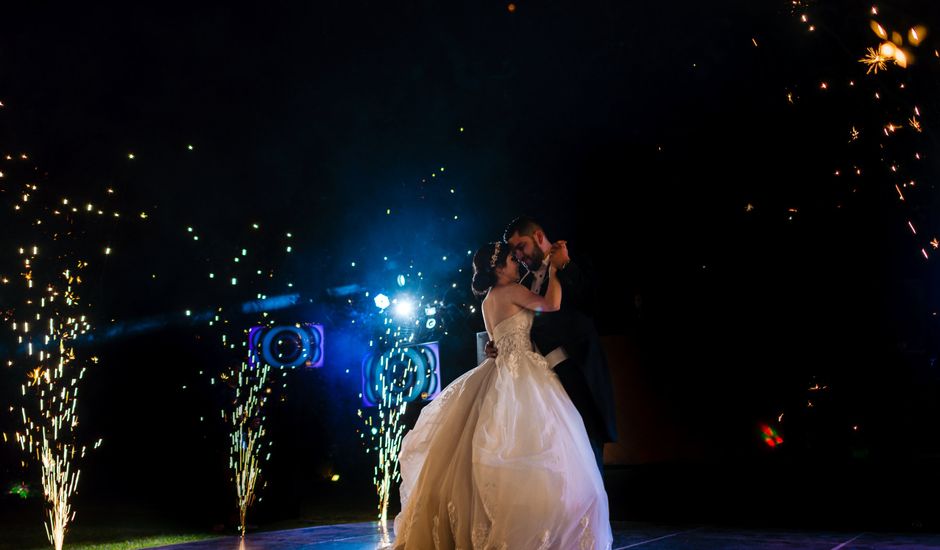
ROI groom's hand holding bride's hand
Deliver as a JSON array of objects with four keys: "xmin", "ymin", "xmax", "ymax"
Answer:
[{"xmin": 550, "ymin": 240, "xmax": 570, "ymax": 270}]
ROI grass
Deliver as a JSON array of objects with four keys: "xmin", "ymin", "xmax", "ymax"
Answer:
[
  {"xmin": 2, "ymin": 525, "xmax": 219, "ymax": 550},
  {"xmin": 1, "ymin": 508, "xmax": 378, "ymax": 550},
  {"xmin": 0, "ymin": 489, "xmax": 380, "ymax": 550},
  {"xmin": 18, "ymin": 533, "xmax": 218, "ymax": 550}
]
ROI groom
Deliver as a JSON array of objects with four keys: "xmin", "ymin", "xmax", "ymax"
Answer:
[{"xmin": 488, "ymin": 216, "xmax": 618, "ymax": 473}]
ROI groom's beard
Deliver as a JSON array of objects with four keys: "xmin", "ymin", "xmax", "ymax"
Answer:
[{"xmin": 524, "ymin": 247, "xmax": 545, "ymax": 272}]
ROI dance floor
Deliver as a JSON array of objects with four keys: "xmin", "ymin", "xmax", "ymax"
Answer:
[{"xmin": 153, "ymin": 521, "xmax": 940, "ymax": 549}]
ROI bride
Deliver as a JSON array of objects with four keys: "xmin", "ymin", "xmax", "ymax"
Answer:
[{"xmin": 392, "ymin": 241, "xmax": 612, "ymax": 550}]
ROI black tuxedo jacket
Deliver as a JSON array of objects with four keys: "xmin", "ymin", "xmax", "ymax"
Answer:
[{"xmin": 522, "ymin": 259, "xmax": 618, "ymax": 443}]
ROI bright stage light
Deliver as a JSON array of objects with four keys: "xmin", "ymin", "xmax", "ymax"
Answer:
[{"xmin": 393, "ymin": 298, "xmax": 415, "ymax": 319}]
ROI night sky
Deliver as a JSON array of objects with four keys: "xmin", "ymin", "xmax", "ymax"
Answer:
[{"xmin": 2, "ymin": 0, "xmax": 940, "ymax": 534}]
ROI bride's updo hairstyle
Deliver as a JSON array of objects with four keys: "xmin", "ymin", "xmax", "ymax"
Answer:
[{"xmin": 471, "ymin": 241, "xmax": 513, "ymax": 297}]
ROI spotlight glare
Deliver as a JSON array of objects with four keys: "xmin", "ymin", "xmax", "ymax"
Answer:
[{"xmin": 393, "ymin": 299, "xmax": 415, "ymax": 319}]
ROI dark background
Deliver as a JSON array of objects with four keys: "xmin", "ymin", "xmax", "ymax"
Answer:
[{"xmin": 2, "ymin": 0, "xmax": 940, "ymax": 538}]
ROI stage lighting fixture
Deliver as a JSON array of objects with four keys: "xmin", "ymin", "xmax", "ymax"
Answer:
[
  {"xmin": 248, "ymin": 323, "xmax": 324, "ymax": 368},
  {"xmin": 361, "ymin": 342, "xmax": 441, "ymax": 407}
]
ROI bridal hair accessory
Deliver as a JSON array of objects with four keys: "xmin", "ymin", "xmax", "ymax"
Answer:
[{"xmin": 490, "ymin": 242, "xmax": 502, "ymax": 268}]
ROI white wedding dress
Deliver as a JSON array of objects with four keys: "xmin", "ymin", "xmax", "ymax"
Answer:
[{"xmin": 393, "ymin": 308, "xmax": 612, "ymax": 550}]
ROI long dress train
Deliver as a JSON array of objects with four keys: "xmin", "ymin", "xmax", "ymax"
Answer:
[{"xmin": 393, "ymin": 308, "xmax": 612, "ymax": 549}]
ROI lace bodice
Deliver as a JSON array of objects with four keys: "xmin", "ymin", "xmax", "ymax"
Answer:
[{"xmin": 491, "ymin": 309, "xmax": 535, "ymax": 358}]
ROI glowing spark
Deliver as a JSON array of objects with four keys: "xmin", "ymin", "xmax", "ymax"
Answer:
[
  {"xmin": 909, "ymin": 116, "xmax": 922, "ymax": 132},
  {"xmin": 850, "ymin": 127, "xmax": 860, "ymax": 141},
  {"xmin": 127, "ymin": 153, "xmax": 135, "ymax": 160},
  {"xmin": 820, "ymin": 82, "xmax": 828, "ymax": 89},
  {"xmin": 908, "ymin": 221, "xmax": 917, "ymax": 235},
  {"xmin": 859, "ymin": 47, "xmax": 889, "ymax": 73},
  {"xmin": 27, "ymin": 367, "xmax": 44, "ymax": 385},
  {"xmin": 871, "ymin": 20, "xmax": 887, "ymax": 39},
  {"xmin": 931, "ymin": 238, "xmax": 939, "ymax": 249},
  {"xmin": 8, "ymin": 235, "xmax": 96, "ymax": 549},
  {"xmin": 878, "ymin": 41, "xmax": 895, "ymax": 58},
  {"xmin": 752, "ymin": 38, "xmax": 758, "ymax": 47},
  {"xmin": 895, "ymin": 184, "xmax": 905, "ymax": 201},
  {"xmin": 228, "ymin": 359, "xmax": 270, "ymax": 537},
  {"xmin": 909, "ymin": 26, "xmax": 927, "ymax": 46},
  {"xmin": 893, "ymin": 47, "xmax": 908, "ymax": 68}
]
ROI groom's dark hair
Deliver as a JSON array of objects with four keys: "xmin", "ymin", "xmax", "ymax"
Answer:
[{"xmin": 502, "ymin": 216, "xmax": 543, "ymax": 243}]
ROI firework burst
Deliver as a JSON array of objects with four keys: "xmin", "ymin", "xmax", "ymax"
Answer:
[
  {"xmin": 185, "ymin": 223, "xmax": 298, "ymax": 536},
  {"xmin": 3, "ymin": 156, "xmax": 109, "ymax": 550},
  {"xmin": 858, "ymin": 47, "xmax": 889, "ymax": 74},
  {"xmin": 228, "ymin": 357, "xmax": 271, "ymax": 537}
]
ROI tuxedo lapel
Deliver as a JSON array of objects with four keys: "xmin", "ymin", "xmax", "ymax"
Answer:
[
  {"xmin": 538, "ymin": 269, "xmax": 549, "ymax": 297},
  {"xmin": 520, "ymin": 271, "xmax": 535, "ymax": 291}
]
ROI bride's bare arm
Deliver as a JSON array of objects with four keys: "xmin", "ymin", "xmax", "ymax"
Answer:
[{"xmin": 508, "ymin": 268, "xmax": 561, "ymax": 312}]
